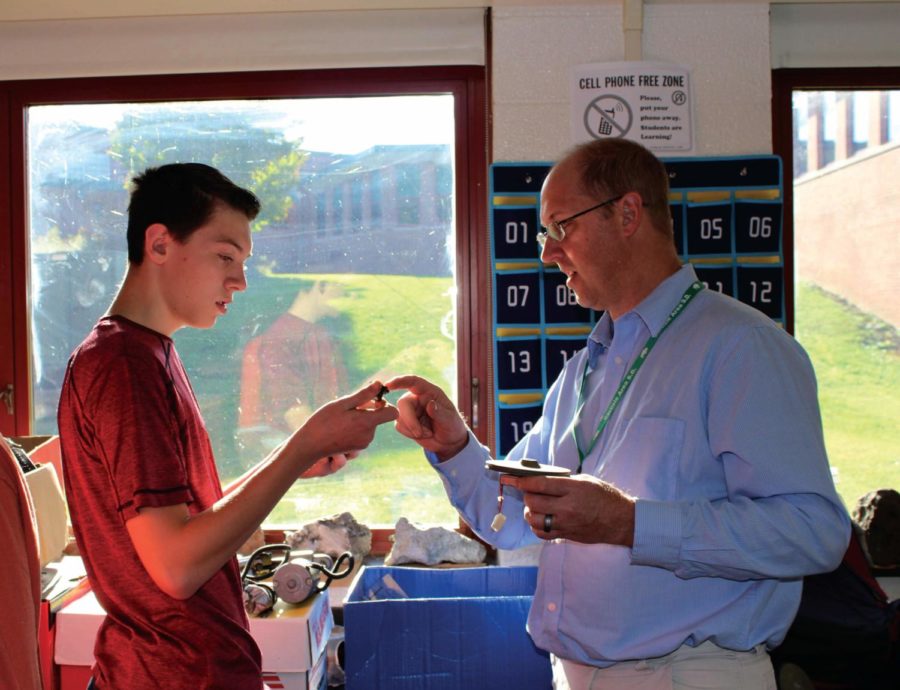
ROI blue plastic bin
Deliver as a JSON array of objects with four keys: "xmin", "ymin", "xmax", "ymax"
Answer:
[{"xmin": 343, "ymin": 565, "xmax": 552, "ymax": 690}]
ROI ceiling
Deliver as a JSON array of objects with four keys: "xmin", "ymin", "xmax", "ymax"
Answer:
[{"xmin": 1, "ymin": 0, "xmax": 895, "ymax": 23}]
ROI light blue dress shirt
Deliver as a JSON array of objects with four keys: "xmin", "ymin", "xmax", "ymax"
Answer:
[{"xmin": 428, "ymin": 264, "xmax": 851, "ymax": 667}]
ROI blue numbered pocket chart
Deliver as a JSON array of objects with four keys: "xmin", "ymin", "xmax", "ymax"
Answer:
[{"xmin": 489, "ymin": 155, "xmax": 784, "ymax": 457}]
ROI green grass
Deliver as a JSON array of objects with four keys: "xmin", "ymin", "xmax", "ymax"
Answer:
[
  {"xmin": 174, "ymin": 269, "xmax": 459, "ymax": 527},
  {"xmin": 794, "ymin": 282, "xmax": 900, "ymax": 510},
  {"xmin": 266, "ymin": 442, "xmax": 458, "ymax": 526}
]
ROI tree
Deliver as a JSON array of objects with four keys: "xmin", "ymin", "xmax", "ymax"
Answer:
[{"xmin": 109, "ymin": 103, "xmax": 308, "ymax": 232}]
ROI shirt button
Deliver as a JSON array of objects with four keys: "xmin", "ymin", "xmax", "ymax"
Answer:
[
  {"xmin": 614, "ymin": 356, "xmax": 623, "ymax": 366},
  {"xmin": 450, "ymin": 469, "xmax": 457, "ymax": 477},
  {"xmin": 547, "ymin": 602, "xmax": 557, "ymax": 612}
]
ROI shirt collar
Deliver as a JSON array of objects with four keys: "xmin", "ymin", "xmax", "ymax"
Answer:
[
  {"xmin": 586, "ymin": 264, "xmax": 698, "ymax": 362},
  {"xmin": 632, "ymin": 263, "xmax": 699, "ymax": 338},
  {"xmin": 587, "ymin": 312, "xmax": 614, "ymax": 368}
]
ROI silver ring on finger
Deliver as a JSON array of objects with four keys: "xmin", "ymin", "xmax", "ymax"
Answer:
[{"xmin": 543, "ymin": 513, "xmax": 554, "ymax": 533}]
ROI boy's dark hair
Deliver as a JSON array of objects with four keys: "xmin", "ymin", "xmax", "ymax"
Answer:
[{"xmin": 126, "ymin": 163, "xmax": 261, "ymax": 264}]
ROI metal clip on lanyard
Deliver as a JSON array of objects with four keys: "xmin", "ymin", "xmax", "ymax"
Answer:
[{"xmin": 569, "ymin": 281, "xmax": 704, "ymax": 473}]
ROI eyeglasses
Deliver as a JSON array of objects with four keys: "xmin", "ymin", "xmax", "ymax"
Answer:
[{"xmin": 537, "ymin": 195, "xmax": 623, "ymax": 246}]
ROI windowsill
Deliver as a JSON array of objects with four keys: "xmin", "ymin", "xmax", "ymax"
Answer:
[{"xmin": 264, "ymin": 524, "xmax": 489, "ymax": 558}]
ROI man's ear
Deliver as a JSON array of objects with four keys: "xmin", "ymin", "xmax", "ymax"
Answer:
[
  {"xmin": 620, "ymin": 192, "xmax": 644, "ymax": 237},
  {"xmin": 144, "ymin": 223, "xmax": 171, "ymax": 265}
]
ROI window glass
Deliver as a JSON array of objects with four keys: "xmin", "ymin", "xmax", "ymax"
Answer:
[
  {"xmin": 28, "ymin": 96, "xmax": 459, "ymax": 526},
  {"xmin": 791, "ymin": 89, "xmax": 899, "ymax": 507}
]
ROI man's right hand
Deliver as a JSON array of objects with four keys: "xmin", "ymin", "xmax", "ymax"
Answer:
[{"xmin": 384, "ymin": 375, "xmax": 469, "ymax": 461}]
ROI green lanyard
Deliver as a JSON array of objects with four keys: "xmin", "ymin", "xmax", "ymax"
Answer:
[{"xmin": 570, "ymin": 281, "xmax": 704, "ymax": 472}]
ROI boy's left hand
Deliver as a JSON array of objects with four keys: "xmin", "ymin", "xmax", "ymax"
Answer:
[{"xmin": 300, "ymin": 450, "xmax": 359, "ymax": 478}]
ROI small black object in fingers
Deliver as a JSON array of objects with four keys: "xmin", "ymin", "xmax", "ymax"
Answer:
[
  {"xmin": 375, "ymin": 385, "xmax": 389, "ymax": 402},
  {"xmin": 543, "ymin": 513, "xmax": 554, "ymax": 533}
]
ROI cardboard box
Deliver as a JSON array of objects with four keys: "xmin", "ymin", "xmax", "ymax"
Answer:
[
  {"xmin": 53, "ymin": 591, "xmax": 103, "ymax": 690},
  {"xmin": 40, "ymin": 556, "xmax": 89, "ymax": 690},
  {"xmin": 343, "ymin": 565, "xmax": 552, "ymax": 690},
  {"xmin": 8, "ymin": 435, "xmax": 56, "ymax": 455},
  {"xmin": 55, "ymin": 588, "xmax": 332, "ymax": 690},
  {"xmin": 250, "ymin": 588, "xmax": 333, "ymax": 674},
  {"xmin": 57, "ymin": 657, "xmax": 327, "ymax": 690},
  {"xmin": 9, "ymin": 435, "xmax": 64, "ymax": 487},
  {"xmin": 262, "ymin": 650, "xmax": 326, "ymax": 690}
]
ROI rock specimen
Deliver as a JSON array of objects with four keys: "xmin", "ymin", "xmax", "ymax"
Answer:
[
  {"xmin": 385, "ymin": 517, "xmax": 486, "ymax": 566},
  {"xmin": 286, "ymin": 511, "xmax": 372, "ymax": 560}
]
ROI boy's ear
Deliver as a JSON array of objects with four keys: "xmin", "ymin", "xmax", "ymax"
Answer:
[{"xmin": 145, "ymin": 223, "xmax": 171, "ymax": 265}]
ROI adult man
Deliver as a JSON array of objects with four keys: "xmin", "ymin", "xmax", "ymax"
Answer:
[
  {"xmin": 58, "ymin": 163, "xmax": 397, "ymax": 690},
  {"xmin": 388, "ymin": 139, "xmax": 850, "ymax": 689}
]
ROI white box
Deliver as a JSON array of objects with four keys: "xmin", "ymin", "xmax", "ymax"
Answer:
[
  {"xmin": 250, "ymin": 589, "xmax": 333, "ymax": 672},
  {"xmin": 262, "ymin": 650, "xmax": 326, "ymax": 690},
  {"xmin": 53, "ymin": 589, "xmax": 104, "ymax": 667},
  {"xmin": 55, "ymin": 588, "xmax": 333, "ymax": 689}
]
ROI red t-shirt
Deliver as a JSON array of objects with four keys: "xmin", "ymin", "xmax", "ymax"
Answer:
[{"xmin": 58, "ymin": 316, "xmax": 262, "ymax": 689}]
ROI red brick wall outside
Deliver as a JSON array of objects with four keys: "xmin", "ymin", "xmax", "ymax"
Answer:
[{"xmin": 794, "ymin": 144, "xmax": 900, "ymax": 328}]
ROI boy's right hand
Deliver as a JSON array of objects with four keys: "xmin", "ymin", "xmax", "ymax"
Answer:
[{"xmin": 295, "ymin": 382, "xmax": 398, "ymax": 468}]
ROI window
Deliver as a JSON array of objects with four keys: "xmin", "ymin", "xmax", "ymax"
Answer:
[
  {"xmin": 3, "ymin": 68, "xmax": 489, "ymax": 528},
  {"xmin": 773, "ymin": 69, "xmax": 899, "ymax": 510}
]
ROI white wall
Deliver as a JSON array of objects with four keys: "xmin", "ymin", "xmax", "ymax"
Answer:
[
  {"xmin": 492, "ymin": 2, "xmax": 772, "ymax": 161},
  {"xmin": 0, "ymin": 9, "xmax": 486, "ymax": 78},
  {"xmin": 771, "ymin": 2, "xmax": 900, "ymax": 68},
  {"xmin": 0, "ymin": 2, "xmax": 897, "ymax": 163}
]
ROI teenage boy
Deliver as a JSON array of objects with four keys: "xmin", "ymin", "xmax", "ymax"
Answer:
[{"xmin": 58, "ymin": 163, "xmax": 397, "ymax": 690}]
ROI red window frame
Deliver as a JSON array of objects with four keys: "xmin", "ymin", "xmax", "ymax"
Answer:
[
  {"xmin": 0, "ymin": 67, "xmax": 491, "ymax": 453},
  {"xmin": 771, "ymin": 66, "xmax": 899, "ymax": 334}
]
